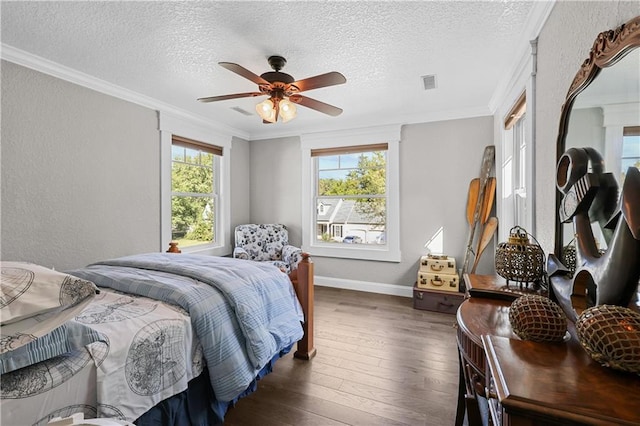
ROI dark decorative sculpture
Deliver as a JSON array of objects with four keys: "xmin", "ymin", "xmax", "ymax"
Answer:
[{"xmin": 549, "ymin": 147, "xmax": 640, "ymax": 322}]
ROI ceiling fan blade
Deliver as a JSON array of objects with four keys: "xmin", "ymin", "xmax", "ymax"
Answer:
[
  {"xmin": 289, "ymin": 94, "xmax": 343, "ymax": 116},
  {"xmin": 219, "ymin": 62, "xmax": 270, "ymax": 86},
  {"xmin": 290, "ymin": 72, "xmax": 346, "ymax": 92},
  {"xmin": 197, "ymin": 92, "xmax": 263, "ymax": 103}
]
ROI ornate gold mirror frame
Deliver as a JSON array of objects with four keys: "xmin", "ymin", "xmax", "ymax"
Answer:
[{"xmin": 554, "ymin": 15, "xmax": 640, "ymax": 258}]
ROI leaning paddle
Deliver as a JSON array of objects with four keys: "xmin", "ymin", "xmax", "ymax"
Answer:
[
  {"xmin": 466, "ymin": 178, "xmax": 480, "ymax": 225},
  {"xmin": 471, "ymin": 216, "xmax": 498, "ymax": 273},
  {"xmin": 479, "ymin": 177, "xmax": 496, "ymax": 225}
]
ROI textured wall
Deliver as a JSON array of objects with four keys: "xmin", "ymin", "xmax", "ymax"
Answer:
[
  {"xmin": 248, "ymin": 136, "xmax": 303, "ymax": 247},
  {"xmin": 229, "ymin": 136, "xmax": 251, "ymax": 240},
  {"xmin": 1, "ymin": 61, "xmax": 160, "ymax": 270},
  {"xmin": 534, "ymin": 1, "xmax": 640, "ymax": 253}
]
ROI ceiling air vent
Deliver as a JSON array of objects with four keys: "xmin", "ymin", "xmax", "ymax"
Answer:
[
  {"xmin": 230, "ymin": 106, "xmax": 253, "ymax": 116},
  {"xmin": 422, "ymin": 74, "xmax": 437, "ymax": 91}
]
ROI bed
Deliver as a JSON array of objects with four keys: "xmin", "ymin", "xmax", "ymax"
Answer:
[{"xmin": 0, "ymin": 251, "xmax": 315, "ymax": 425}]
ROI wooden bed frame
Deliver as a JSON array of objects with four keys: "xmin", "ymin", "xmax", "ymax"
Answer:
[
  {"xmin": 166, "ymin": 243, "xmax": 316, "ymax": 360},
  {"xmin": 290, "ymin": 252, "xmax": 316, "ymax": 360}
]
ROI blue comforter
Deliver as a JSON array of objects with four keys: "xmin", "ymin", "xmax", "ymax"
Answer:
[{"xmin": 68, "ymin": 253, "xmax": 304, "ymax": 402}]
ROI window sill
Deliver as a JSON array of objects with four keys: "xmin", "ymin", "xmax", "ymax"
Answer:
[
  {"xmin": 303, "ymin": 243, "xmax": 401, "ymax": 262},
  {"xmin": 178, "ymin": 243, "xmax": 231, "ymax": 257}
]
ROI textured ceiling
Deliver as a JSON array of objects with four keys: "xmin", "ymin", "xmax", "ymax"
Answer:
[{"xmin": 1, "ymin": 1, "xmax": 549, "ymax": 140}]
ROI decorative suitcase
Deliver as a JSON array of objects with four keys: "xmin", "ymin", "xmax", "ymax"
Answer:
[
  {"xmin": 413, "ymin": 286, "xmax": 464, "ymax": 314},
  {"xmin": 420, "ymin": 254, "xmax": 457, "ymax": 275},
  {"xmin": 417, "ymin": 271, "xmax": 459, "ymax": 292}
]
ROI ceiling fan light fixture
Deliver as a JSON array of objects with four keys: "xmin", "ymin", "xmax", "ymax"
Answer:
[
  {"xmin": 279, "ymin": 98, "xmax": 297, "ymax": 122},
  {"xmin": 256, "ymin": 98, "xmax": 277, "ymax": 123}
]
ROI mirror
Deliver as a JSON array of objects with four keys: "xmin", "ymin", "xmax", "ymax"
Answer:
[{"xmin": 554, "ymin": 16, "xmax": 640, "ymax": 259}]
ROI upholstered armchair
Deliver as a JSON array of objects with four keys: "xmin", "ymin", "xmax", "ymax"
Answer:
[{"xmin": 233, "ymin": 224, "xmax": 303, "ymax": 274}]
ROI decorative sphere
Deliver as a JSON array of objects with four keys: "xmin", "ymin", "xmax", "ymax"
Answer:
[
  {"xmin": 576, "ymin": 305, "xmax": 640, "ymax": 374},
  {"xmin": 509, "ymin": 295, "xmax": 567, "ymax": 342}
]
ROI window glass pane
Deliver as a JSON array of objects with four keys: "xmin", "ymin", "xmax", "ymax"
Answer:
[
  {"xmin": 314, "ymin": 148, "xmax": 388, "ymax": 248},
  {"xmin": 318, "ymin": 155, "xmax": 339, "ymax": 170},
  {"xmin": 172, "ymin": 162, "xmax": 213, "ymax": 193},
  {"xmin": 315, "ymin": 197, "xmax": 386, "ymax": 244},
  {"xmin": 171, "ymin": 138, "xmax": 218, "ymax": 249},
  {"xmin": 622, "ymin": 135, "xmax": 640, "ymax": 157},
  {"xmin": 339, "ymin": 153, "xmax": 361, "ymax": 169},
  {"xmin": 621, "ymin": 135, "xmax": 640, "ymax": 180},
  {"xmin": 171, "ymin": 195, "xmax": 214, "ymax": 246},
  {"xmin": 317, "ymin": 151, "xmax": 386, "ymax": 196},
  {"xmin": 184, "ymin": 147, "xmax": 200, "ymax": 165},
  {"xmin": 172, "ymin": 145, "xmax": 184, "ymax": 162},
  {"xmin": 201, "ymin": 152, "xmax": 214, "ymax": 168}
]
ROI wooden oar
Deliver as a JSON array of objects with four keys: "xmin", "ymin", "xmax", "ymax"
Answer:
[
  {"xmin": 471, "ymin": 216, "xmax": 498, "ymax": 273},
  {"xmin": 466, "ymin": 178, "xmax": 480, "ymax": 225},
  {"xmin": 479, "ymin": 177, "xmax": 496, "ymax": 225}
]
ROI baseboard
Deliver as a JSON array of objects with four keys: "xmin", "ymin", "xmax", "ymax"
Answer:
[{"xmin": 315, "ymin": 275, "xmax": 413, "ymax": 298}]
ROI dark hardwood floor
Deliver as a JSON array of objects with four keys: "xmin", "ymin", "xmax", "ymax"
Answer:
[{"xmin": 224, "ymin": 286, "xmax": 460, "ymax": 425}]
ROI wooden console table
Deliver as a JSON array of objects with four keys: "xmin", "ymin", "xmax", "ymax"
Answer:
[{"xmin": 456, "ymin": 274, "xmax": 640, "ymax": 426}]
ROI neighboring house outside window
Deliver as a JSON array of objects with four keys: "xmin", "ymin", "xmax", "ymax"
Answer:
[
  {"xmin": 171, "ymin": 135, "xmax": 221, "ymax": 248},
  {"xmin": 301, "ymin": 125, "xmax": 401, "ymax": 262}
]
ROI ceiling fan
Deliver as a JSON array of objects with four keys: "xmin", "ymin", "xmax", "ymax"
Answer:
[{"xmin": 198, "ymin": 56, "xmax": 346, "ymax": 123}]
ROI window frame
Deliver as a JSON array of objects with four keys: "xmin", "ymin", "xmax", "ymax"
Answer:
[
  {"xmin": 170, "ymin": 135, "xmax": 221, "ymax": 248},
  {"xmin": 499, "ymin": 85, "xmax": 535, "ymax": 243},
  {"xmin": 160, "ymin": 112, "xmax": 233, "ymax": 256},
  {"xmin": 301, "ymin": 125, "xmax": 401, "ymax": 262}
]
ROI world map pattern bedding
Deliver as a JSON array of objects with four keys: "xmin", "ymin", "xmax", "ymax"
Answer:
[{"xmin": 1, "ymin": 288, "xmax": 200, "ymax": 425}]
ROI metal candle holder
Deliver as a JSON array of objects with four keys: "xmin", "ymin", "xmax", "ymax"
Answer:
[{"xmin": 495, "ymin": 226, "xmax": 545, "ymax": 287}]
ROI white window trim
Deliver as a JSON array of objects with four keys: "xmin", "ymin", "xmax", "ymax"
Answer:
[
  {"xmin": 496, "ymin": 41, "xmax": 536, "ymax": 243},
  {"xmin": 301, "ymin": 124, "xmax": 402, "ymax": 262},
  {"xmin": 159, "ymin": 111, "xmax": 233, "ymax": 256}
]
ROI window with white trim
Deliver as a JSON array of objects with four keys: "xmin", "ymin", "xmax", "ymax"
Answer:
[
  {"xmin": 159, "ymin": 111, "xmax": 233, "ymax": 256},
  {"xmin": 501, "ymin": 92, "xmax": 530, "ymax": 234},
  {"xmin": 301, "ymin": 125, "xmax": 401, "ymax": 262},
  {"xmin": 170, "ymin": 135, "xmax": 221, "ymax": 248}
]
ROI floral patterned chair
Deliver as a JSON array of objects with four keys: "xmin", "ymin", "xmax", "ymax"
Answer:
[{"xmin": 233, "ymin": 224, "xmax": 303, "ymax": 274}]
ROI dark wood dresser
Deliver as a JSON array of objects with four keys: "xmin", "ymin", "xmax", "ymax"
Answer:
[{"xmin": 456, "ymin": 274, "xmax": 640, "ymax": 426}]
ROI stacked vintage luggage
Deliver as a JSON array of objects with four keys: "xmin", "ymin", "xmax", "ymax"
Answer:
[
  {"xmin": 413, "ymin": 254, "xmax": 463, "ymax": 314},
  {"xmin": 417, "ymin": 254, "xmax": 459, "ymax": 292}
]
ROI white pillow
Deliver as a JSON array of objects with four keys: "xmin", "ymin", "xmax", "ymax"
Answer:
[{"xmin": 1, "ymin": 262, "xmax": 98, "ymax": 354}]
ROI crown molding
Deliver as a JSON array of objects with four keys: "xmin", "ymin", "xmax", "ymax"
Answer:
[{"xmin": 1, "ymin": 43, "xmax": 250, "ymax": 140}]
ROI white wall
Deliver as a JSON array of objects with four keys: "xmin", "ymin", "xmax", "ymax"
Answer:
[{"xmin": 534, "ymin": 1, "xmax": 640, "ymax": 253}]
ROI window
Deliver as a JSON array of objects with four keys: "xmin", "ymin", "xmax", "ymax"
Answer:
[
  {"xmin": 159, "ymin": 111, "xmax": 232, "ymax": 256},
  {"xmin": 313, "ymin": 144, "xmax": 387, "ymax": 245},
  {"xmin": 622, "ymin": 126, "xmax": 640, "ymax": 180},
  {"xmin": 301, "ymin": 125, "xmax": 401, "ymax": 262},
  {"xmin": 171, "ymin": 135, "xmax": 222, "ymax": 248},
  {"xmin": 501, "ymin": 91, "xmax": 531, "ymax": 235}
]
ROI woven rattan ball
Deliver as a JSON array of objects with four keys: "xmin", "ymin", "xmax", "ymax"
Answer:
[
  {"xmin": 576, "ymin": 305, "xmax": 640, "ymax": 374},
  {"xmin": 509, "ymin": 295, "xmax": 567, "ymax": 342}
]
